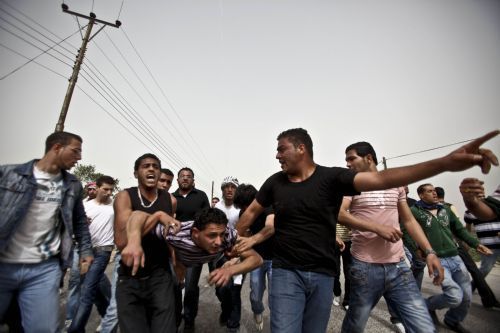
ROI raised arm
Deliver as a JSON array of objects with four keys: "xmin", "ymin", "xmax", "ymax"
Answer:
[
  {"xmin": 236, "ymin": 199, "xmax": 265, "ymax": 236},
  {"xmin": 354, "ymin": 130, "xmax": 499, "ymax": 192},
  {"xmin": 208, "ymin": 248, "xmax": 263, "ymax": 287},
  {"xmin": 460, "ymin": 178, "xmax": 497, "ymax": 221},
  {"xmin": 337, "ymin": 197, "xmax": 402, "ymax": 242},
  {"xmin": 235, "ymin": 213, "xmax": 275, "ymax": 253},
  {"xmin": 398, "ymin": 200, "xmax": 444, "ymax": 285}
]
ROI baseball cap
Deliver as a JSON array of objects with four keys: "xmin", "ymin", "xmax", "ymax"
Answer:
[{"xmin": 221, "ymin": 176, "xmax": 239, "ymax": 188}]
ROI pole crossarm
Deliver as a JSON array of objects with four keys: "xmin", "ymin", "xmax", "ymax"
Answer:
[{"xmin": 55, "ymin": 4, "xmax": 121, "ymax": 132}]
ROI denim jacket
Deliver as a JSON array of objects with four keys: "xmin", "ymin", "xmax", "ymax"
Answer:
[{"xmin": 0, "ymin": 159, "xmax": 93, "ymax": 268}]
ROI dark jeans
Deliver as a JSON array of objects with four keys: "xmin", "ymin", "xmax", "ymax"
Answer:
[
  {"xmin": 214, "ymin": 257, "xmax": 244, "ymax": 330},
  {"xmin": 116, "ymin": 267, "xmax": 175, "ymax": 333},
  {"xmin": 69, "ymin": 249, "xmax": 111, "ymax": 333},
  {"xmin": 457, "ymin": 242, "xmax": 498, "ymax": 307},
  {"xmin": 183, "ymin": 264, "xmax": 203, "ymax": 324},
  {"xmin": 333, "ymin": 241, "xmax": 352, "ymax": 306}
]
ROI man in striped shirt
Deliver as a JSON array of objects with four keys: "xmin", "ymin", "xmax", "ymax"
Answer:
[{"xmin": 126, "ymin": 207, "xmax": 263, "ymax": 287}]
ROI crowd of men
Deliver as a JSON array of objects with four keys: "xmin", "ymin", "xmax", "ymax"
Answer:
[{"xmin": 0, "ymin": 128, "xmax": 498, "ymax": 333}]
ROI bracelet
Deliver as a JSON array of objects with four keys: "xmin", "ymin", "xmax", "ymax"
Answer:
[{"xmin": 424, "ymin": 248, "xmax": 437, "ymax": 256}]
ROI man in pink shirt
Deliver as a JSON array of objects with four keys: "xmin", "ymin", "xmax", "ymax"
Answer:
[{"xmin": 339, "ymin": 141, "xmax": 444, "ymax": 333}]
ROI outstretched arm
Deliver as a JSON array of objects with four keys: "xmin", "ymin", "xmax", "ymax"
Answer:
[
  {"xmin": 235, "ymin": 214, "xmax": 274, "ymax": 253},
  {"xmin": 354, "ymin": 130, "xmax": 499, "ymax": 192},
  {"xmin": 208, "ymin": 248, "xmax": 263, "ymax": 287}
]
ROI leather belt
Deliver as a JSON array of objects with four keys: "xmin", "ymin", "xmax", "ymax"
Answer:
[{"xmin": 93, "ymin": 245, "xmax": 114, "ymax": 252}]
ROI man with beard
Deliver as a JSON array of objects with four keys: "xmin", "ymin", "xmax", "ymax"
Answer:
[{"xmin": 172, "ymin": 167, "xmax": 210, "ymax": 331}]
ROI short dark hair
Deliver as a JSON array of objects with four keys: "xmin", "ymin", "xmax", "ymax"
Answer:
[
  {"xmin": 96, "ymin": 175, "xmax": 115, "ymax": 187},
  {"xmin": 212, "ymin": 197, "xmax": 220, "ymax": 202},
  {"xmin": 233, "ymin": 184, "xmax": 257, "ymax": 209},
  {"xmin": 345, "ymin": 141, "xmax": 378, "ymax": 165},
  {"xmin": 134, "ymin": 153, "xmax": 161, "ymax": 171},
  {"xmin": 277, "ymin": 128, "xmax": 314, "ymax": 159},
  {"xmin": 178, "ymin": 167, "xmax": 194, "ymax": 178},
  {"xmin": 417, "ymin": 183, "xmax": 433, "ymax": 195},
  {"xmin": 435, "ymin": 186, "xmax": 445, "ymax": 199},
  {"xmin": 193, "ymin": 208, "xmax": 228, "ymax": 231},
  {"xmin": 160, "ymin": 168, "xmax": 174, "ymax": 177},
  {"xmin": 45, "ymin": 131, "xmax": 82, "ymax": 153}
]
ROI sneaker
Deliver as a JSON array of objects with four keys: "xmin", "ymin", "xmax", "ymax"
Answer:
[
  {"xmin": 95, "ymin": 323, "xmax": 102, "ymax": 333},
  {"xmin": 254, "ymin": 313, "xmax": 264, "ymax": 331},
  {"xmin": 332, "ymin": 296, "xmax": 340, "ymax": 306},
  {"xmin": 342, "ymin": 304, "xmax": 349, "ymax": 311},
  {"xmin": 64, "ymin": 320, "xmax": 72, "ymax": 332},
  {"xmin": 443, "ymin": 319, "xmax": 472, "ymax": 333},
  {"xmin": 393, "ymin": 322, "xmax": 406, "ymax": 333}
]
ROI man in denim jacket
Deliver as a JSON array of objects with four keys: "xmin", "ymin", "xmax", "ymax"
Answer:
[{"xmin": 0, "ymin": 131, "xmax": 93, "ymax": 333}]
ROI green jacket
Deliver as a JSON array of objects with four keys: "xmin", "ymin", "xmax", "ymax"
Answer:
[{"xmin": 411, "ymin": 204, "xmax": 479, "ymax": 258}]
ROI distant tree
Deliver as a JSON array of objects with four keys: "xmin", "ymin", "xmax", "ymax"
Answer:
[{"xmin": 73, "ymin": 164, "xmax": 120, "ymax": 193}]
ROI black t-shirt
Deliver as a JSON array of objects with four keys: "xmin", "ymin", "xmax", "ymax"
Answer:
[
  {"xmin": 248, "ymin": 207, "xmax": 275, "ymax": 260},
  {"xmin": 172, "ymin": 188, "xmax": 210, "ymax": 222},
  {"xmin": 256, "ymin": 165, "xmax": 358, "ymax": 276}
]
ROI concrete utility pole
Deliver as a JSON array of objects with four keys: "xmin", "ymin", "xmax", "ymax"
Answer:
[{"xmin": 55, "ymin": 4, "xmax": 121, "ymax": 132}]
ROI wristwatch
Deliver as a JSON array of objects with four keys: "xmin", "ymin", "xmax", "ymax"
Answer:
[{"xmin": 424, "ymin": 249, "xmax": 437, "ymax": 256}]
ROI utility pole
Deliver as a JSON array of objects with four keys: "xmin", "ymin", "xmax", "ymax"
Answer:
[
  {"xmin": 382, "ymin": 156, "xmax": 387, "ymax": 170},
  {"xmin": 55, "ymin": 4, "xmax": 121, "ymax": 132}
]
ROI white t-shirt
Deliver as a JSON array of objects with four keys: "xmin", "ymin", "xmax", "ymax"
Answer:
[
  {"xmin": 215, "ymin": 201, "xmax": 240, "ymax": 229},
  {"xmin": 85, "ymin": 199, "xmax": 114, "ymax": 247},
  {"xmin": 0, "ymin": 166, "xmax": 63, "ymax": 263}
]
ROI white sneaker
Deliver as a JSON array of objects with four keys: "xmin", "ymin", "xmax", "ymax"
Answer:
[
  {"xmin": 254, "ymin": 313, "xmax": 263, "ymax": 331},
  {"xmin": 332, "ymin": 296, "xmax": 340, "ymax": 306},
  {"xmin": 95, "ymin": 323, "xmax": 102, "ymax": 333},
  {"xmin": 393, "ymin": 322, "xmax": 406, "ymax": 333}
]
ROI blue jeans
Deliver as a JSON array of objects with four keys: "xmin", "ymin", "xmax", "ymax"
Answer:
[
  {"xmin": 100, "ymin": 253, "xmax": 120, "ymax": 333},
  {"xmin": 0, "ymin": 258, "xmax": 62, "ymax": 333},
  {"xmin": 427, "ymin": 255, "xmax": 472, "ymax": 325},
  {"xmin": 270, "ymin": 268, "xmax": 333, "ymax": 333},
  {"xmin": 480, "ymin": 248, "xmax": 500, "ymax": 278},
  {"xmin": 250, "ymin": 259, "xmax": 272, "ymax": 315},
  {"xmin": 68, "ymin": 248, "xmax": 111, "ymax": 333},
  {"xmin": 66, "ymin": 249, "xmax": 111, "ymax": 321},
  {"xmin": 341, "ymin": 258, "xmax": 435, "ymax": 333}
]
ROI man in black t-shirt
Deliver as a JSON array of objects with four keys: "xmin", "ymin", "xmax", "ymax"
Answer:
[
  {"xmin": 236, "ymin": 128, "xmax": 499, "ymax": 332},
  {"xmin": 171, "ymin": 167, "xmax": 210, "ymax": 330}
]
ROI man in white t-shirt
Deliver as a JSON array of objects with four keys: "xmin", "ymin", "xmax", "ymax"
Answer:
[
  {"xmin": 68, "ymin": 175, "xmax": 116, "ymax": 333},
  {"xmin": 339, "ymin": 142, "xmax": 443, "ymax": 333}
]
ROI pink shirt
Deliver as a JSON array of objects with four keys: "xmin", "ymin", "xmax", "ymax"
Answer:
[{"xmin": 347, "ymin": 187, "xmax": 405, "ymax": 263}]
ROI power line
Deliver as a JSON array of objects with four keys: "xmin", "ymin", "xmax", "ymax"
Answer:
[{"xmin": 381, "ymin": 138, "xmax": 474, "ymax": 164}]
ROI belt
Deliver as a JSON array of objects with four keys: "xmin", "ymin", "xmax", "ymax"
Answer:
[{"xmin": 93, "ymin": 245, "xmax": 114, "ymax": 252}]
